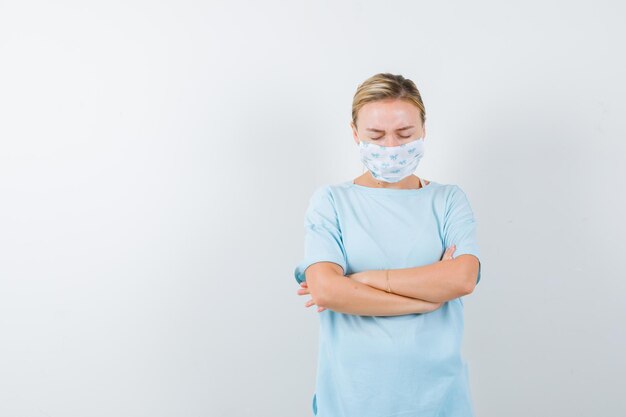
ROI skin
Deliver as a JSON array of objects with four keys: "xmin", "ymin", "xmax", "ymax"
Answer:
[
  {"xmin": 296, "ymin": 98, "xmax": 479, "ymax": 313},
  {"xmin": 350, "ymin": 98, "xmax": 428, "ymax": 190},
  {"xmin": 298, "ymin": 245, "xmax": 457, "ymax": 312}
]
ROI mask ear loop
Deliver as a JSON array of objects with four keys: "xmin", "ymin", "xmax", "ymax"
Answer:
[{"xmin": 357, "ymin": 138, "xmax": 366, "ymax": 174}]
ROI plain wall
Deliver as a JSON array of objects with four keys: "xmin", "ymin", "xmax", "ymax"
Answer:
[{"xmin": 1, "ymin": 1, "xmax": 625, "ymax": 416}]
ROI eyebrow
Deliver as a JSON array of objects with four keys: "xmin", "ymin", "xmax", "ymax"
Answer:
[{"xmin": 366, "ymin": 125, "xmax": 415, "ymax": 132}]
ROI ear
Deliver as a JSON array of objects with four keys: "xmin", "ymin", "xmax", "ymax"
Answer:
[{"xmin": 350, "ymin": 122, "xmax": 359, "ymax": 145}]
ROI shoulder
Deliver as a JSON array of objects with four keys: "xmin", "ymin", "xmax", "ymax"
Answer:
[
  {"xmin": 306, "ymin": 183, "xmax": 343, "ymax": 215},
  {"xmin": 426, "ymin": 182, "xmax": 477, "ymax": 216},
  {"xmin": 438, "ymin": 183, "xmax": 477, "ymax": 221},
  {"xmin": 309, "ymin": 183, "xmax": 337, "ymax": 203},
  {"xmin": 310, "ymin": 180, "xmax": 353, "ymax": 203},
  {"xmin": 429, "ymin": 181, "xmax": 470, "ymax": 197},
  {"xmin": 420, "ymin": 180, "xmax": 463, "ymax": 200}
]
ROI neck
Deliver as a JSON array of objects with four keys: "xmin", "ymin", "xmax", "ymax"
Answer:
[{"xmin": 359, "ymin": 172, "xmax": 421, "ymax": 190}]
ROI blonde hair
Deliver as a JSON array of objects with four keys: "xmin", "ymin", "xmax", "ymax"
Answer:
[{"xmin": 351, "ymin": 73, "xmax": 426, "ymax": 129}]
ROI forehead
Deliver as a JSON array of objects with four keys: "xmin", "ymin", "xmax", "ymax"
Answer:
[{"xmin": 358, "ymin": 99, "xmax": 420, "ymax": 127}]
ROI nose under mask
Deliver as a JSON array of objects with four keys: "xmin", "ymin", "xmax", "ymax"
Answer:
[{"xmin": 357, "ymin": 137, "xmax": 425, "ymax": 183}]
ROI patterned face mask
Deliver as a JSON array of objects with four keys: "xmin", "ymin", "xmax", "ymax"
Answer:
[{"xmin": 357, "ymin": 136, "xmax": 425, "ymax": 183}]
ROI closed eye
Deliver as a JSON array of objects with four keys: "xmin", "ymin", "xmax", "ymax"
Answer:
[{"xmin": 372, "ymin": 135, "xmax": 411, "ymax": 140}]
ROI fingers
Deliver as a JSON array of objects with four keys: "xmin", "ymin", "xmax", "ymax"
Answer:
[
  {"xmin": 297, "ymin": 281, "xmax": 310, "ymax": 295},
  {"xmin": 441, "ymin": 244, "xmax": 456, "ymax": 260},
  {"xmin": 298, "ymin": 283, "xmax": 325, "ymax": 312},
  {"xmin": 300, "ymin": 283, "xmax": 316, "ymax": 307}
]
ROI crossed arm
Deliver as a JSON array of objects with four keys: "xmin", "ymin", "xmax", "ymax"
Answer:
[{"xmin": 298, "ymin": 247, "xmax": 480, "ymax": 317}]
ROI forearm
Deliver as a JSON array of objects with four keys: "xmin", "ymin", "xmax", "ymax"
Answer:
[
  {"xmin": 318, "ymin": 275, "xmax": 441, "ymax": 317},
  {"xmin": 363, "ymin": 258, "xmax": 472, "ymax": 303}
]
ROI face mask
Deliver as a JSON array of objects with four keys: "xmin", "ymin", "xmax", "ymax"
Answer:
[{"xmin": 357, "ymin": 136, "xmax": 425, "ymax": 183}]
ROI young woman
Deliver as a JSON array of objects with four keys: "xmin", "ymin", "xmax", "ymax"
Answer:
[{"xmin": 294, "ymin": 72, "xmax": 482, "ymax": 417}]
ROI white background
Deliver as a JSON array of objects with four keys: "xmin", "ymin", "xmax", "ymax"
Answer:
[{"xmin": 1, "ymin": 1, "xmax": 625, "ymax": 416}]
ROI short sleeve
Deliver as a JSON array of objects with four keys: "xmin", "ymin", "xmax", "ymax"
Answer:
[
  {"xmin": 443, "ymin": 185, "xmax": 482, "ymax": 285},
  {"xmin": 293, "ymin": 186, "xmax": 347, "ymax": 284}
]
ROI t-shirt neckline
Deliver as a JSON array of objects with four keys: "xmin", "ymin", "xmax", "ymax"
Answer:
[{"xmin": 347, "ymin": 178, "xmax": 437, "ymax": 194}]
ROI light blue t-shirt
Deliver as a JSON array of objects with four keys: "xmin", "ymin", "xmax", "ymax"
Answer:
[{"xmin": 294, "ymin": 179, "xmax": 482, "ymax": 417}]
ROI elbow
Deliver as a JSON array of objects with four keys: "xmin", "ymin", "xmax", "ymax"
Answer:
[
  {"xmin": 313, "ymin": 276, "xmax": 340, "ymax": 308},
  {"xmin": 305, "ymin": 280, "xmax": 329, "ymax": 307},
  {"xmin": 456, "ymin": 255, "xmax": 480, "ymax": 295},
  {"xmin": 303, "ymin": 262, "xmax": 343, "ymax": 308},
  {"xmin": 304, "ymin": 280, "xmax": 330, "ymax": 307},
  {"xmin": 462, "ymin": 268, "xmax": 478, "ymax": 295},
  {"xmin": 315, "ymin": 292, "xmax": 331, "ymax": 309},
  {"xmin": 461, "ymin": 278, "xmax": 476, "ymax": 296},
  {"xmin": 310, "ymin": 282, "xmax": 336, "ymax": 309}
]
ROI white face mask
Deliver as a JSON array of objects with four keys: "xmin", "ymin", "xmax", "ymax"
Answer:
[{"xmin": 357, "ymin": 136, "xmax": 425, "ymax": 183}]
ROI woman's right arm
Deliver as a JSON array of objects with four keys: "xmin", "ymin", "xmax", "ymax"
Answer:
[{"xmin": 302, "ymin": 262, "xmax": 443, "ymax": 316}]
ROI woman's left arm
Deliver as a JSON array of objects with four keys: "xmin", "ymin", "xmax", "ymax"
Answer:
[{"xmin": 350, "ymin": 250, "xmax": 479, "ymax": 303}]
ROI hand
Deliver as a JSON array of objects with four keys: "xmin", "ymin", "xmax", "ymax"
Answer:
[
  {"xmin": 440, "ymin": 244, "xmax": 456, "ymax": 261},
  {"xmin": 297, "ymin": 281, "xmax": 326, "ymax": 312}
]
